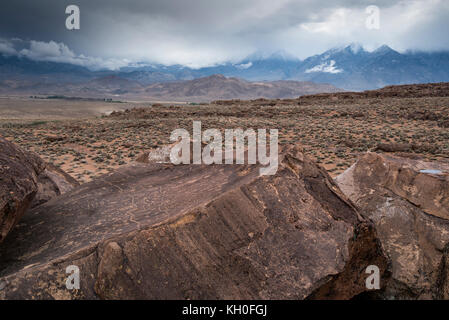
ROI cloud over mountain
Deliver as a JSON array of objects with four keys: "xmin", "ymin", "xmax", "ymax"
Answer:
[
  {"xmin": 1, "ymin": 38, "xmax": 129, "ymax": 70},
  {"xmin": 0, "ymin": 0, "xmax": 448, "ymax": 68},
  {"xmin": 0, "ymin": 39, "xmax": 16, "ymax": 55}
]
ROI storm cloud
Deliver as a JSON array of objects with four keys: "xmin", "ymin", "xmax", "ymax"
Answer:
[{"xmin": 1, "ymin": 0, "xmax": 448, "ymax": 69}]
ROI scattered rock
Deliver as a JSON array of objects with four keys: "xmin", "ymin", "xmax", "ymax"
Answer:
[
  {"xmin": 406, "ymin": 110, "xmax": 440, "ymax": 121},
  {"xmin": 375, "ymin": 143, "xmax": 440, "ymax": 154},
  {"xmin": 136, "ymin": 141, "xmax": 209, "ymax": 165},
  {"xmin": 44, "ymin": 136, "xmax": 65, "ymax": 143},
  {"xmin": 0, "ymin": 137, "xmax": 45, "ymax": 243},
  {"xmin": 0, "ymin": 146, "xmax": 388, "ymax": 299},
  {"xmin": 135, "ymin": 145, "xmax": 173, "ymax": 164},
  {"xmin": 375, "ymin": 143, "xmax": 412, "ymax": 153},
  {"xmin": 439, "ymin": 119, "xmax": 449, "ymax": 128},
  {"xmin": 336, "ymin": 152, "xmax": 449, "ymax": 299}
]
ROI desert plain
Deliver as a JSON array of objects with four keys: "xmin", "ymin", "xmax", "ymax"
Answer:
[{"xmin": 0, "ymin": 83, "xmax": 448, "ymax": 184}]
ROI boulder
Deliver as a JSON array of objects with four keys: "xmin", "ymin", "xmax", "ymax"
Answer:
[
  {"xmin": 336, "ymin": 152, "xmax": 449, "ymax": 299},
  {"xmin": 375, "ymin": 143, "xmax": 439, "ymax": 155},
  {"xmin": 0, "ymin": 137, "xmax": 45, "ymax": 244},
  {"xmin": 0, "ymin": 146, "xmax": 388, "ymax": 300},
  {"xmin": 30, "ymin": 163, "xmax": 80, "ymax": 209},
  {"xmin": 375, "ymin": 143, "xmax": 412, "ymax": 153},
  {"xmin": 135, "ymin": 141, "xmax": 208, "ymax": 165},
  {"xmin": 135, "ymin": 145, "xmax": 172, "ymax": 164}
]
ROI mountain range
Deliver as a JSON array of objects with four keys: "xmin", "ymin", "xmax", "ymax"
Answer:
[
  {"xmin": 1, "ymin": 43, "xmax": 449, "ymax": 98},
  {"xmin": 0, "ymin": 73, "xmax": 340, "ymax": 102}
]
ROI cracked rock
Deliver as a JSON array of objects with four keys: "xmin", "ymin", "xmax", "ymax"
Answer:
[
  {"xmin": 336, "ymin": 152, "xmax": 449, "ymax": 299},
  {"xmin": 0, "ymin": 137, "xmax": 45, "ymax": 244},
  {"xmin": 30, "ymin": 163, "xmax": 80, "ymax": 209},
  {"xmin": 0, "ymin": 145, "xmax": 388, "ymax": 299}
]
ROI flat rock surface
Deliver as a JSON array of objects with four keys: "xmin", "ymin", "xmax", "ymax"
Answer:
[
  {"xmin": 337, "ymin": 152, "xmax": 449, "ymax": 220},
  {"xmin": 0, "ymin": 146, "xmax": 387, "ymax": 299}
]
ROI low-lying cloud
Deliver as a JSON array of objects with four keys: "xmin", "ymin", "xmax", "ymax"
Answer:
[
  {"xmin": 2, "ymin": 39, "xmax": 129, "ymax": 70},
  {"xmin": 0, "ymin": 39, "xmax": 17, "ymax": 55}
]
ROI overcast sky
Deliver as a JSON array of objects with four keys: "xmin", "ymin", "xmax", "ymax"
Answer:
[{"xmin": 0, "ymin": 0, "xmax": 448, "ymax": 69}]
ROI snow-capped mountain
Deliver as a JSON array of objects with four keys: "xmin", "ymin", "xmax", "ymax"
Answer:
[
  {"xmin": 119, "ymin": 45, "xmax": 449, "ymax": 90},
  {"xmin": 283, "ymin": 44, "xmax": 449, "ymax": 90},
  {"xmin": 2, "ymin": 44, "xmax": 449, "ymax": 91}
]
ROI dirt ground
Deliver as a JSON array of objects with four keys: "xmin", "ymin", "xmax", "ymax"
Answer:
[{"xmin": 1, "ymin": 89, "xmax": 448, "ymax": 184}]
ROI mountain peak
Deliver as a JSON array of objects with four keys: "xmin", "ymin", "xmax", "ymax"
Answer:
[
  {"xmin": 206, "ymin": 74, "xmax": 227, "ymax": 80},
  {"xmin": 348, "ymin": 43, "xmax": 364, "ymax": 54},
  {"xmin": 322, "ymin": 43, "xmax": 365, "ymax": 56},
  {"xmin": 267, "ymin": 50, "xmax": 299, "ymax": 61},
  {"xmin": 373, "ymin": 45, "xmax": 397, "ymax": 54},
  {"xmin": 242, "ymin": 50, "xmax": 298, "ymax": 62}
]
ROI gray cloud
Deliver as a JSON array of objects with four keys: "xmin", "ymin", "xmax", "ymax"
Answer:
[
  {"xmin": 0, "ymin": 39, "xmax": 17, "ymax": 55},
  {"xmin": 18, "ymin": 40, "xmax": 128, "ymax": 70},
  {"xmin": 0, "ymin": 0, "xmax": 448, "ymax": 68}
]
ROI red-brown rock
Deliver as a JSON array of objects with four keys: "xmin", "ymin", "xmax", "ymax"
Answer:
[
  {"xmin": 336, "ymin": 153, "xmax": 449, "ymax": 299},
  {"xmin": 30, "ymin": 163, "xmax": 80, "ymax": 209},
  {"xmin": 0, "ymin": 137, "xmax": 45, "ymax": 244},
  {"xmin": 0, "ymin": 146, "xmax": 388, "ymax": 299}
]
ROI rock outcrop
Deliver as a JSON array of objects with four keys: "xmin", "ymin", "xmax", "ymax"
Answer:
[
  {"xmin": 135, "ymin": 145, "xmax": 173, "ymax": 164},
  {"xmin": 0, "ymin": 146, "xmax": 388, "ymax": 300},
  {"xmin": 30, "ymin": 163, "xmax": 80, "ymax": 209},
  {"xmin": 374, "ymin": 143, "xmax": 439, "ymax": 155},
  {"xmin": 0, "ymin": 137, "xmax": 45, "ymax": 244},
  {"xmin": 336, "ymin": 152, "xmax": 449, "ymax": 299}
]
